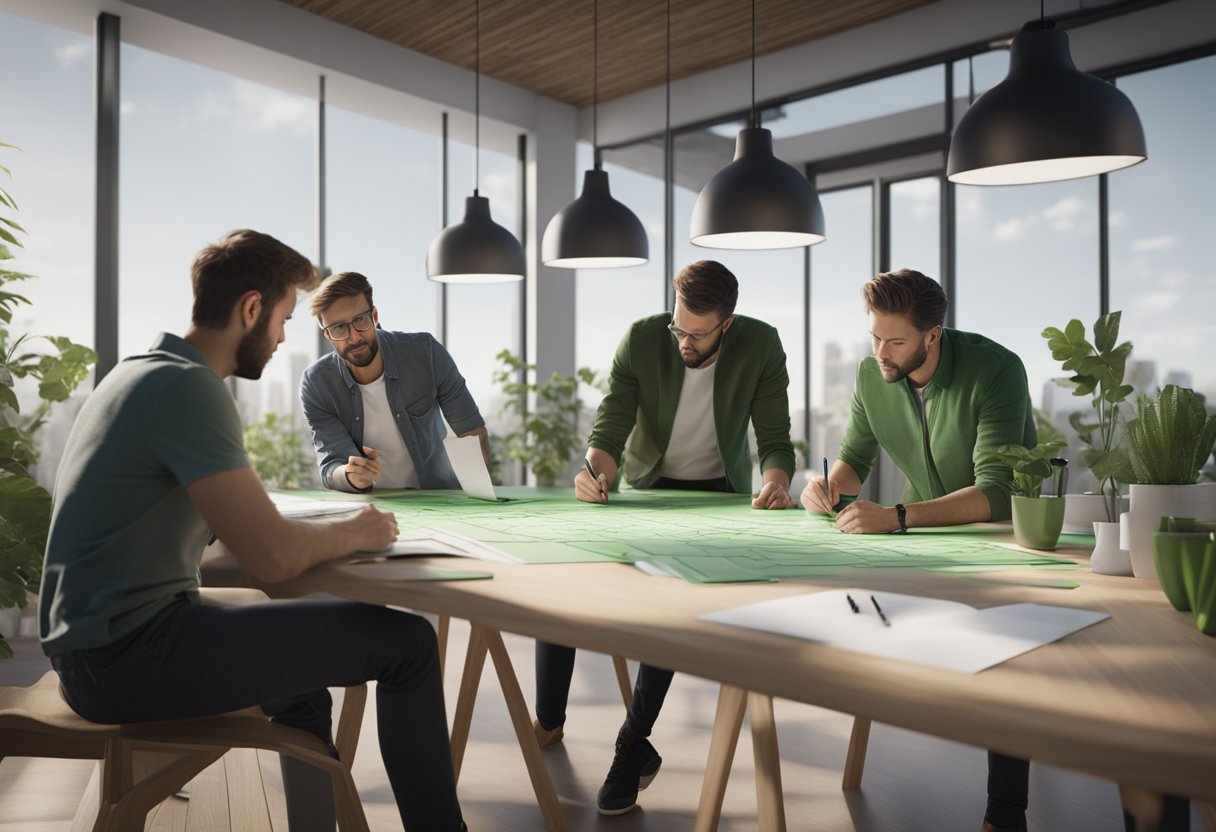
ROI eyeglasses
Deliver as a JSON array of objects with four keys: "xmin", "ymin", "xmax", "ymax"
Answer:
[
  {"xmin": 320, "ymin": 307, "xmax": 375, "ymax": 341},
  {"xmin": 667, "ymin": 318, "xmax": 727, "ymax": 344}
]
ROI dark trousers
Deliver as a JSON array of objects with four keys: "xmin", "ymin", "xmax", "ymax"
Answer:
[
  {"xmin": 52, "ymin": 597, "xmax": 463, "ymax": 832},
  {"xmin": 535, "ymin": 475, "xmax": 733, "ymax": 738}
]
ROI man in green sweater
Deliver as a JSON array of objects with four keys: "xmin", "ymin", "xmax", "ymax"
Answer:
[
  {"xmin": 538, "ymin": 260, "xmax": 798, "ymax": 816},
  {"xmin": 801, "ymin": 267, "xmax": 1035, "ymax": 832}
]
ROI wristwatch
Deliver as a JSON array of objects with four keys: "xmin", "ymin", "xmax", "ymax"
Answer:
[{"xmin": 894, "ymin": 503, "xmax": 907, "ymax": 534}]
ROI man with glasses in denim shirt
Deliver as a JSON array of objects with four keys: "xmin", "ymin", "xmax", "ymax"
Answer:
[
  {"xmin": 301, "ymin": 272, "xmax": 489, "ymax": 493},
  {"xmin": 536, "ymin": 259, "xmax": 798, "ymax": 816}
]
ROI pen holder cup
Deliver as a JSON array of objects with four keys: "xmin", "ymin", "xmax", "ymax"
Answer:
[
  {"xmin": 1151, "ymin": 525, "xmax": 1216, "ymax": 636},
  {"xmin": 1011, "ymin": 495, "xmax": 1066, "ymax": 551}
]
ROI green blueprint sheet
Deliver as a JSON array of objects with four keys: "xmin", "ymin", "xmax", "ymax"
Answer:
[{"xmin": 283, "ymin": 487, "xmax": 1074, "ymax": 582}]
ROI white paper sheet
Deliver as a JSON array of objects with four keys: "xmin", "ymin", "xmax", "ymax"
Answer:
[
  {"xmin": 700, "ymin": 589, "xmax": 1109, "ymax": 674},
  {"xmin": 268, "ymin": 493, "xmax": 368, "ymax": 518},
  {"xmin": 442, "ymin": 435, "xmax": 499, "ymax": 501},
  {"xmin": 353, "ymin": 528, "xmax": 521, "ymax": 564}
]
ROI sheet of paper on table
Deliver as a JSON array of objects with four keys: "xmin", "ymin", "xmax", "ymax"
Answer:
[
  {"xmin": 352, "ymin": 528, "xmax": 521, "ymax": 564},
  {"xmin": 700, "ymin": 588, "xmax": 1109, "ymax": 673},
  {"xmin": 443, "ymin": 434, "xmax": 500, "ymax": 502},
  {"xmin": 269, "ymin": 492, "xmax": 369, "ymax": 518}
]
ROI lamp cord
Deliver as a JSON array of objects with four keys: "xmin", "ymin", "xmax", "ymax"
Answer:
[
  {"xmin": 666, "ymin": 0, "xmax": 670, "ymax": 138},
  {"xmin": 474, "ymin": 0, "xmax": 480, "ymax": 195},
  {"xmin": 593, "ymin": 0, "xmax": 599, "ymax": 169},
  {"xmin": 750, "ymin": 0, "xmax": 757, "ymax": 128}
]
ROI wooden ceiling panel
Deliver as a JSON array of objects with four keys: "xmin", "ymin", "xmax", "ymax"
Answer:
[{"xmin": 277, "ymin": 0, "xmax": 940, "ymax": 106}]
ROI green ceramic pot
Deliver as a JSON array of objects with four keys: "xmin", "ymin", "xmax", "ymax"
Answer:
[
  {"xmin": 1011, "ymin": 495, "xmax": 1066, "ymax": 550},
  {"xmin": 1151, "ymin": 531, "xmax": 1212, "ymax": 611},
  {"xmin": 1192, "ymin": 550, "xmax": 1216, "ymax": 636}
]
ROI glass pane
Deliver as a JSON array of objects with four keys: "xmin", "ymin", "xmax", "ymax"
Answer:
[
  {"xmin": 952, "ymin": 50, "xmax": 1011, "ymax": 129},
  {"xmin": 0, "ymin": 11, "xmax": 94, "ymax": 485},
  {"xmin": 673, "ymin": 129, "xmax": 806, "ymax": 490},
  {"xmin": 577, "ymin": 140, "xmax": 666, "ymax": 409},
  {"xmin": 119, "ymin": 44, "xmax": 318, "ymax": 433},
  {"xmin": 1110, "ymin": 55, "xmax": 1216, "ymax": 423},
  {"xmin": 327, "ymin": 105, "xmax": 439, "ymax": 338},
  {"xmin": 955, "ymin": 179, "xmax": 1100, "ymax": 489},
  {"xmin": 889, "ymin": 176, "xmax": 941, "ymax": 278},
  {"xmin": 444, "ymin": 140, "xmax": 522, "ymax": 446}
]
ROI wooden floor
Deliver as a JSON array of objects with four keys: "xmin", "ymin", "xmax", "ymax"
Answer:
[{"xmin": 0, "ymin": 616, "xmax": 1203, "ymax": 831}]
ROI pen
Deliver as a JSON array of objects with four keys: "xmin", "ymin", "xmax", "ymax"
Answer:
[
  {"xmin": 845, "ymin": 593, "xmax": 860, "ymax": 613},
  {"xmin": 822, "ymin": 456, "xmax": 831, "ymax": 510},
  {"xmin": 870, "ymin": 594, "xmax": 891, "ymax": 627},
  {"xmin": 583, "ymin": 458, "xmax": 606, "ymax": 500}
]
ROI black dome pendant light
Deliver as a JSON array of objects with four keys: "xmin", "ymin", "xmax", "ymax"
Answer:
[
  {"xmin": 947, "ymin": 2, "xmax": 1146, "ymax": 186},
  {"xmin": 541, "ymin": 0, "xmax": 649, "ymax": 269},
  {"xmin": 690, "ymin": 0, "xmax": 825, "ymax": 250},
  {"xmin": 427, "ymin": 0, "xmax": 526, "ymax": 283}
]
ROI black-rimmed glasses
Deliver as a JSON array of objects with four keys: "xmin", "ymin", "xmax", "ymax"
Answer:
[{"xmin": 321, "ymin": 307, "xmax": 375, "ymax": 341}]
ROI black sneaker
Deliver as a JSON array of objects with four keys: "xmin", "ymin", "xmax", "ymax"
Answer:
[{"xmin": 596, "ymin": 725, "xmax": 663, "ymax": 815}]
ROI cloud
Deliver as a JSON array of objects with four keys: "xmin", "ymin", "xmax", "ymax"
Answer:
[
  {"xmin": 1109, "ymin": 210, "xmax": 1129, "ymax": 228},
  {"xmin": 54, "ymin": 41, "xmax": 89, "ymax": 69},
  {"xmin": 120, "ymin": 101, "xmax": 136, "ymax": 116},
  {"xmin": 190, "ymin": 80, "xmax": 314, "ymax": 136},
  {"xmin": 1044, "ymin": 195, "xmax": 1085, "ymax": 232},
  {"xmin": 1159, "ymin": 270, "xmax": 1190, "ymax": 290},
  {"xmin": 992, "ymin": 216, "xmax": 1032, "ymax": 241},
  {"xmin": 1132, "ymin": 290, "xmax": 1181, "ymax": 315},
  {"xmin": 1131, "ymin": 234, "xmax": 1179, "ymax": 253}
]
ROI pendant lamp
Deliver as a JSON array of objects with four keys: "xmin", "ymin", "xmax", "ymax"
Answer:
[
  {"xmin": 947, "ymin": 17, "xmax": 1147, "ymax": 186},
  {"xmin": 690, "ymin": 0, "xmax": 824, "ymax": 249},
  {"xmin": 428, "ymin": 0, "xmax": 525, "ymax": 283},
  {"xmin": 541, "ymin": 0, "xmax": 648, "ymax": 269}
]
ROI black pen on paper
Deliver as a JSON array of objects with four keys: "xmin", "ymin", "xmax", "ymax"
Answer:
[
  {"xmin": 870, "ymin": 594, "xmax": 891, "ymax": 627},
  {"xmin": 845, "ymin": 593, "xmax": 860, "ymax": 614}
]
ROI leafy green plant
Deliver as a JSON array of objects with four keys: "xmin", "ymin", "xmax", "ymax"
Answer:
[
  {"xmin": 1042, "ymin": 312, "xmax": 1134, "ymax": 521},
  {"xmin": 492, "ymin": 349, "xmax": 607, "ymax": 487},
  {"xmin": 1121, "ymin": 384, "xmax": 1216, "ymax": 485},
  {"xmin": 243, "ymin": 411, "xmax": 311, "ymax": 489},
  {"xmin": 984, "ymin": 439, "xmax": 1068, "ymax": 498},
  {"xmin": 0, "ymin": 142, "xmax": 97, "ymax": 657}
]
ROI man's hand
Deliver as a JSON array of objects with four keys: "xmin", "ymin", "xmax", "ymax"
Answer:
[
  {"xmin": 752, "ymin": 481, "xmax": 797, "ymax": 510},
  {"xmin": 344, "ymin": 446, "xmax": 382, "ymax": 490},
  {"xmin": 575, "ymin": 469, "xmax": 609, "ymax": 504},
  {"xmin": 346, "ymin": 504, "xmax": 398, "ymax": 552},
  {"xmin": 801, "ymin": 475, "xmax": 839, "ymax": 514},
  {"xmin": 835, "ymin": 499, "xmax": 900, "ymax": 534}
]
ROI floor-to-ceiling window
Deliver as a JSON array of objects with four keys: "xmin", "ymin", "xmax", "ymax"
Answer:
[
  {"xmin": 0, "ymin": 11, "xmax": 95, "ymax": 486},
  {"xmin": 1109, "ymin": 54, "xmax": 1216, "ymax": 419},
  {"xmin": 119, "ymin": 44, "xmax": 318, "ymax": 432}
]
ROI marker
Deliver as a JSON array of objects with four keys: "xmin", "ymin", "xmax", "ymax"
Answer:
[
  {"xmin": 870, "ymin": 594, "xmax": 891, "ymax": 627},
  {"xmin": 822, "ymin": 455, "xmax": 831, "ymax": 511},
  {"xmin": 583, "ymin": 458, "xmax": 606, "ymax": 501},
  {"xmin": 845, "ymin": 593, "xmax": 860, "ymax": 614}
]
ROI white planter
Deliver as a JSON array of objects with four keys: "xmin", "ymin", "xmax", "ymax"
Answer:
[
  {"xmin": 1063, "ymin": 493, "xmax": 1130, "ymax": 533},
  {"xmin": 0, "ymin": 605, "xmax": 20, "ymax": 641},
  {"xmin": 1120, "ymin": 482, "xmax": 1216, "ymax": 582},
  {"xmin": 1090, "ymin": 521, "xmax": 1132, "ymax": 576}
]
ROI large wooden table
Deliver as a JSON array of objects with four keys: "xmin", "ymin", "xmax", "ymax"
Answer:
[{"xmin": 267, "ymin": 523, "xmax": 1216, "ymax": 830}]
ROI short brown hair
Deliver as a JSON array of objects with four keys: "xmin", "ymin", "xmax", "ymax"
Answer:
[
  {"xmin": 672, "ymin": 260, "xmax": 738, "ymax": 317},
  {"xmin": 861, "ymin": 269, "xmax": 947, "ymax": 332},
  {"xmin": 310, "ymin": 272, "xmax": 374, "ymax": 319},
  {"xmin": 191, "ymin": 229, "xmax": 317, "ymax": 329}
]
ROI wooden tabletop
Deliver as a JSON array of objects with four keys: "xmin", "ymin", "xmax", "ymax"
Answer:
[{"xmin": 267, "ymin": 539, "xmax": 1216, "ymax": 803}]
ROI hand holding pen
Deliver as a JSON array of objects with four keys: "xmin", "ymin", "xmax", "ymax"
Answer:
[
  {"xmin": 800, "ymin": 455, "xmax": 840, "ymax": 514},
  {"xmin": 576, "ymin": 457, "xmax": 609, "ymax": 504}
]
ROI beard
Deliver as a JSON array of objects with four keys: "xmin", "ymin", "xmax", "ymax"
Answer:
[
  {"xmin": 879, "ymin": 339, "xmax": 928, "ymax": 383},
  {"xmin": 680, "ymin": 329, "xmax": 725, "ymax": 369},
  {"xmin": 233, "ymin": 309, "xmax": 275, "ymax": 380},
  {"xmin": 340, "ymin": 336, "xmax": 379, "ymax": 368}
]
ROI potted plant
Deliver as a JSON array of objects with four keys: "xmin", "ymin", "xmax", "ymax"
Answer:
[
  {"xmin": 1118, "ymin": 384, "xmax": 1216, "ymax": 580},
  {"xmin": 244, "ymin": 411, "xmax": 312, "ymax": 489},
  {"xmin": 985, "ymin": 439, "xmax": 1068, "ymax": 550},
  {"xmin": 492, "ymin": 349, "xmax": 607, "ymax": 487},
  {"xmin": 0, "ymin": 142, "xmax": 97, "ymax": 657},
  {"xmin": 1042, "ymin": 312, "xmax": 1135, "ymax": 534}
]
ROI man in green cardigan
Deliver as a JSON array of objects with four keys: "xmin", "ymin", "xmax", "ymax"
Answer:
[
  {"xmin": 538, "ymin": 260, "xmax": 797, "ymax": 816},
  {"xmin": 801, "ymin": 268, "xmax": 1035, "ymax": 832}
]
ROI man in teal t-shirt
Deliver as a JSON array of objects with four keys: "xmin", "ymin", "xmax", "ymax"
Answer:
[
  {"xmin": 800, "ymin": 268, "xmax": 1034, "ymax": 832},
  {"xmin": 40, "ymin": 230, "xmax": 465, "ymax": 832}
]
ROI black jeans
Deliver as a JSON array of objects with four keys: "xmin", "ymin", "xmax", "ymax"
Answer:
[
  {"xmin": 52, "ymin": 596, "xmax": 463, "ymax": 832},
  {"xmin": 535, "ymin": 475, "xmax": 734, "ymax": 738}
]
